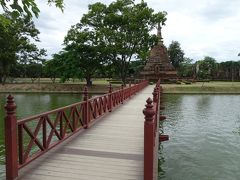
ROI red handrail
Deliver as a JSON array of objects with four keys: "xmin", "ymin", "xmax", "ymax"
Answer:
[
  {"xmin": 4, "ymin": 80, "xmax": 148, "ymax": 180},
  {"xmin": 143, "ymin": 79, "xmax": 169, "ymax": 180}
]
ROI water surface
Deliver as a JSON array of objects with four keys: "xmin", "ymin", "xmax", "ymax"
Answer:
[
  {"xmin": 159, "ymin": 94, "xmax": 240, "ymax": 180},
  {"xmin": 0, "ymin": 93, "xmax": 84, "ymax": 178}
]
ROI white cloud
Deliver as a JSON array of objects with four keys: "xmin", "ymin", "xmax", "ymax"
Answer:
[{"xmin": 33, "ymin": 0, "xmax": 240, "ymax": 62}]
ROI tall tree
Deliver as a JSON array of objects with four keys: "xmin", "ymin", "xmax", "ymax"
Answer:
[
  {"xmin": 177, "ymin": 57, "xmax": 194, "ymax": 78},
  {"xmin": 50, "ymin": 51, "xmax": 83, "ymax": 83},
  {"xmin": 80, "ymin": 0, "xmax": 167, "ymax": 83},
  {"xmin": 168, "ymin": 41, "xmax": 185, "ymax": 69},
  {"xmin": 196, "ymin": 56, "xmax": 216, "ymax": 80},
  {"xmin": 60, "ymin": 27, "xmax": 107, "ymax": 86},
  {"xmin": 0, "ymin": 12, "xmax": 46, "ymax": 84},
  {"xmin": 43, "ymin": 57, "xmax": 62, "ymax": 83}
]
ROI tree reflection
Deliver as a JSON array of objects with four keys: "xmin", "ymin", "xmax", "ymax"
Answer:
[{"xmin": 158, "ymin": 143, "xmax": 166, "ymax": 178}]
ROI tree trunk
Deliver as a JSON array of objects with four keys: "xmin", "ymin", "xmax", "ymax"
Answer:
[
  {"xmin": 85, "ymin": 76, "xmax": 92, "ymax": 86},
  {"xmin": 1, "ymin": 75, "xmax": 7, "ymax": 85},
  {"xmin": 0, "ymin": 75, "xmax": 3, "ymax": 85},
  {"xmin": 120, "ymin": 61, "xmax": 128, "ymax": 85}
]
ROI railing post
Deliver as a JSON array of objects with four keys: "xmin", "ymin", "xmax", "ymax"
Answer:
[
  {"xmin": 152, "ymin": 87, "xmax": 158, "ymax": 103},
  {"xmin": 129, "ymin": 81, "xmax": 131, "ymax": 98},
  {"xmin": 4, "ymin": 95, "xmax": 18, "ymax": 180},
  {"xmin": 108, "ymin": 83, "xmax": 112, "ymax": 112},
  {"xmin": 152, "ymin": 87, "xmax": 158, "ymax": 138},
  {"xmin": 121, "ymin": 84, "xmax": 124, "ymax": 104},
  {"xmin": 42, "ymin": 116, "xmax": 47, "ymax": 149},
  {"xmin": 83, "ymin": 86, "xmax": 89, "ymax": 129},
  {"xmin": 143, "ymin": 98, "xmax": 155, "ymax": 180}
]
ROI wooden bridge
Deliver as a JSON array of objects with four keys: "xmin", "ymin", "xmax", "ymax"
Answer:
[{"xmin": 4, "ymin": 80, "xmax": 168, "ymax": 180}]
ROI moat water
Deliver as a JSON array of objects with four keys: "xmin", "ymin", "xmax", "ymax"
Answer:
[
  {"xmin": 159, "ymin": 94, "xmax": 240, "ymax": 180},
  {"xmin": 0, "ymin": 93, "xmax": 85, "ymax": 178},
  {"xmin": 0, "ymin": 93, "xmax": 240, "ymax": 179}
]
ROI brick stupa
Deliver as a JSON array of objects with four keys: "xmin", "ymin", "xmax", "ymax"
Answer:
[{"xmin": 140, "ymin": 24, "xmax": 177, "ymax": 81}]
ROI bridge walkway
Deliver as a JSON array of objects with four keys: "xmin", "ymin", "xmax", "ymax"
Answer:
[{"xmin": 18, "ymin": 85, "xmax": 154, "ymax": 180}]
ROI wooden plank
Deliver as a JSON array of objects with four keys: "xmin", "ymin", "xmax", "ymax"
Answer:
[{"xmin": 18, "ymin": 86, "xmax": 154, "ymax": 180}]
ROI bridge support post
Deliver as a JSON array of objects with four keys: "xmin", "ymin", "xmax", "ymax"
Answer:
[
  {"xmin": 5, "ymin": 95, "xmax": 18, "ymax": 180},
  {"xmin": 143, "ymin": 98, "xmax": 155, "ymax": 180},
  {"xmin": 83, "ymin": 86, "xmax": 89, "ymax": 129}
]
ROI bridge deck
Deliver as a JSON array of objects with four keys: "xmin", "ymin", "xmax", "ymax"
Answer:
[{"xmin": 18, "ymin": 85, "xmax": 153, "ymax": 180}]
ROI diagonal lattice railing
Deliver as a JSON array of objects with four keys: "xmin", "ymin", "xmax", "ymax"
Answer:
[{"xmin": 4, "ymin": 80, "xmax": 148, "ymax": 180}]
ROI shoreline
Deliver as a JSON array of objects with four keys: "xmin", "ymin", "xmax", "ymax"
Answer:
[
  {"xmin": 0, "ymin": 83, "xmax": 121, "ymax": 94},
  {"xmin": 0, "ymin": 82, "xmax": 240, "ymax": 94},
  {"xmin": 161, "ymin": 81, "xmax": 240, "ymax": 94},
  {"xmin": 0, "ymin": 90, "xmax": 106, "ymax": 94},
  {"xmin": 163, "ymin": 92, "xmax": 240, "ymax": 94}
]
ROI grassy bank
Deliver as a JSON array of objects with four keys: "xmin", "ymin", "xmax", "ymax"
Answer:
[
  {"xmin": 1, "ymin": 79, "xmax": 240, "ymax": 94},
  {"xmin": 162, "ymin": 81, "xmax": 240, "ymax": 94},
  {"xmin": 0, "ymin": 79, "xmax": 121, "ymax": 94}
]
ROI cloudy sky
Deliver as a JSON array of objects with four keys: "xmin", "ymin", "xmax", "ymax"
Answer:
[{"xmin": 33, "ymin": 0, "xmax": 240, "ymax": 62}]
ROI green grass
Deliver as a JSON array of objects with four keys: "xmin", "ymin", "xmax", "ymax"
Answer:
[
  {"xmin": 4, "ymin": 79, "xmax": 240, "ymax": 94},
  {"xmin": 1, "ymin": 78, "xmax": 123, "ymax": 93},
  {"xmin": 162, "ymin": 81, "xmax": 240, "ymax": 94},
  {"xmin": 11, "ymin": 78, "xmax": 112, "ymax": 85}
]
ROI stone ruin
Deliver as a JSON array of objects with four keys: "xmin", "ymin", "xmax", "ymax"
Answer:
[{"xmin": 140, "ymin": 24, "xmax": 177, "ymax": 81}]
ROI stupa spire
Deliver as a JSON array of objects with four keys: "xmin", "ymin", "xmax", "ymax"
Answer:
[{"xmin": 157, "ymin": 23, "xmax": 163, "ymax": 44}]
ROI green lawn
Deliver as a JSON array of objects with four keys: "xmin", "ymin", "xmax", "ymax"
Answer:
[
  {"xmin": 11, "ymin": 78, "xmax": 112, "ymax": 84},
  {"xmin": 162, "ymin": 81, "xmax": 240, "ymax": 94},
  {"xmin": 4, "ymin": 78, "xmax": 240, "ymax": 94},
  {"xmin": 1, "ymin": 78, "xmax": 123, "ymax": 93}
]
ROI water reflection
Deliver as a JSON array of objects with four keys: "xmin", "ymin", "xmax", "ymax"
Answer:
[
  {"xmin": 158, "ymin": 143, "xmax": 165, "ymax": 178},
  {"xmin": 159, "ymin": 95, "xmax": 240, "ymax": 180},
  {"xmin": 232, "ymin": 115, "xmax": 240, "ymax": 135},
  {"xmin": 162, "ymin": 95, "xmax": 184, "ymax": 131}
]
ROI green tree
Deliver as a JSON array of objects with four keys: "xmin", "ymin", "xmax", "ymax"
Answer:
[
  {"xmin": 61, "ymin": 27, "xmax": 107, "ymax": 86},
  {"xmin": 26, "ymin": 63, "xmax": 43, "ymax": 83},
  {"xmin": 51, "ymin": 51, "xmax": 83, "ymax": 83},
  {"xmin": 0, "ymin": 0, "xmax": 64, "ymax": 19},
  {"xmin": 80, "ymin": 0, "xmax": 167, "ymax": 83},
  {"xmin": 177, "ymin": 57, "xmax": 194, "ymax": 78},
  {"xmin": 128, "ymin": 60, "xmax": 145, "ymax": 77},
  {"xmin": 0, "ymin": 12, "xmax": 45, "ymax": 84},
  {"xmin": 43, "ymin": 58, "xmax": 61, "ymax": 83},
  {"xmin": 168, "ymin": 41, "xmax": 185, "ymax": 69},
  {"xmin": 196, "ymin": 56, "xmax": 216, "ymax": 81}
]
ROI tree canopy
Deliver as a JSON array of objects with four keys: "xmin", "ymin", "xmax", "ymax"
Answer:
[
  {"xmin": 196, "ymin": 56, "xmax": 216, "ymax": 80},
  {"xmin": 52, "ymin": 0, "xmax": 167, "ymax": 85},
  {"xmin": 168, "ymin": 41, "xmax": 185, "ymax": 69},
  {"xmin": 0, "ymin": 0, "xmax": 64, "ymax": 19},
  {"xmin": 0, "ymin": 12, "xmax": 46, "ymax": 84}
]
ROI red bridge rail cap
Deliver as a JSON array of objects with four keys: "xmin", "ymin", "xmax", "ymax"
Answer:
[
  {"xmin": 143, "ymin": 98, "xmax": 155, "ymax": 122},
  {"xmin": 5, "ymin": 94, "xmax": 17, "ymax": 114}
]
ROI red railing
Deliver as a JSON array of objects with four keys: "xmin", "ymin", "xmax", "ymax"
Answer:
[
  {"xmin": 143, "ymin": 79, "xmax": 169, "ymax": 180},
  {"xmin": 4, "ymin": 80, "xmax": 148, "ymax": 180}
]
